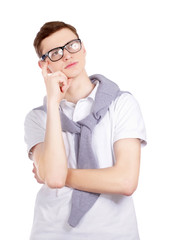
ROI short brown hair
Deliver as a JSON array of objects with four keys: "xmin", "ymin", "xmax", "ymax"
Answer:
[{"xmin": 33, "ymin": 21, "xmax": 79, "ymax": 58}]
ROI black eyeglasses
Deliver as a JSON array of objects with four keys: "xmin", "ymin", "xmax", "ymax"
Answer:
[{"xmin": 40, "ymin": 39, "xmax": 82, "ymax": 62}]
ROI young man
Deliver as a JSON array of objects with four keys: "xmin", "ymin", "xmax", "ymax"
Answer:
[{"xmin": 24, "ymin": 21, "xmax": 146, "ymax": 240}]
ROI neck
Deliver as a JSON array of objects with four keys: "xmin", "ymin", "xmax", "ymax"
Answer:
[{"xmin": 65, "ymin": 70, "xmax": 95, "ymax": 104}]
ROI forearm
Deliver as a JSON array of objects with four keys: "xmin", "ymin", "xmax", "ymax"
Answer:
[
  {"xmin": 66, "ymin": 166, "xmax": 138, "ymax": 196},
  {"xmin": 38, "ymin": 102, "xmax": 67, "ymax": 188}
]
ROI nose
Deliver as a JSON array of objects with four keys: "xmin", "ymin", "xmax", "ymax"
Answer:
[{"xmin": 62, "ymin": 48, "xmax": 72, "ymax": 61}]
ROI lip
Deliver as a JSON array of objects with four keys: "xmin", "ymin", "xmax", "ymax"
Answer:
[{"xmin": 65, "ymin": 61, "xmax": 78, "ymax": 69}]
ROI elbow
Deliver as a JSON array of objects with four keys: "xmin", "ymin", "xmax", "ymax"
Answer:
[
  {"xmin": 45, "ymin": 177, "xmax": 66, "ymax": 189},
  {"xmin": 119, "ymin": 178, "xmax": 138, "ymax": 196},
  {"xmin": 38, "ymin": 161, "xmax": 68, "ymax": 189},
  {"xmin": 123, "ymin": 185, "xmax": 137, "ymax": 196},
  {"xmin": 38, "ymin": 168, "xmax": 67, "ymax": 189},
  {"xmin": 45, "ymin": 169, "xmax": 67, "ymax": 189}
]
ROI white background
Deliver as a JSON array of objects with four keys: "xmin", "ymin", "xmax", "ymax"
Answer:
[{"xmin": 0, "ymin": 0, "xmax": 175, "ymax": 239}]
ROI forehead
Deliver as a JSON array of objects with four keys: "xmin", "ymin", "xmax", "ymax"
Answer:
[{"xmin": 41, "ymin": 28, "xmax": 78, "ymax": 54}]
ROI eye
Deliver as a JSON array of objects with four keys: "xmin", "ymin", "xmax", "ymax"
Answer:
[
  {"xmin": 67, "ymin": 40, "xmax": 80, "ymax": 52},
  {"xmin": 49, "ymin": 48, "xmax": 63, "ymax": 60},
  {"xmin": 71, "ymin": 42, "xmax": 79, "ymax": 50},
  {"xmin": 52, "ymin": 49, "xmax": 62, "ymax": 57}
]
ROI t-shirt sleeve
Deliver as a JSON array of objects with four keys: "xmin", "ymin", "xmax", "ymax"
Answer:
[
  {"xmin": 113, "ymin": 93, "xmax": 147, "ymax": 146},
  {"xmin": 24, "ymin": 108, "xmax": 46, "ymax": 160}
]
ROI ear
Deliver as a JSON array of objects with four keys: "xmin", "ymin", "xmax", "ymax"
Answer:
[
  {"xmin": 38, "ymin": 60, "xmax": 52, "ymax": 73},
  {"xmin": 38, "ymin": 60, "xmax": 43, "ymax": 69},
  {"xmin": 38, "ymin": 60, "xmax": 44, "ymax": 69}
]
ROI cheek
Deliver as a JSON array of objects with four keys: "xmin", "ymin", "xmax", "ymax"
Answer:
[
  {"xmin": 48, "ymin": 62, "xmax": 62, "ymax": 73},
  {"xmin": 80, "ymin": 55, "xmax": 86, "ymax": 68},
  {"xmin": 77, "ymin": 51, "xmax": 86, "ymax": 65}
]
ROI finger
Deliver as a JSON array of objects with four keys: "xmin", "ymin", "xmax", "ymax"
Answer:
[
  {"xmin": 61, "ymin": 84, "xmax": 67, "ymax": 93},
  {"xmin": 33, "ymin": 163, "xmax": 38, "ymax": 173},
  {"xmin": 61, "ymin": 78, "xmax": 72, "ymax": 92},
  {"xmin": 32, "ymin": 166, "xmax": 36, "ymax": 174},
  {"xmin": 52, "ymin": 73, "xmax": 67, "ymax": 92},
  {"xmin": 67, "ymin": 78, "xmax": 73, "ymax": 87},
  {"xmin": 52, "ymin": 71, "xmax": 67, "ymax": 82},
  {"xmin": 42, "ymin": 62, "xmax": 49, "ymax": 79}
]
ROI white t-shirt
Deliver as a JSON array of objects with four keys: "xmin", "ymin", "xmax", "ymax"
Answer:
[{"xmin": 24, "ymin": 81, "xmax": 147, "ymax": 240}]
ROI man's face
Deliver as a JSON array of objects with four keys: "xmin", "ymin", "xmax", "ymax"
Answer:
[{"xmin": 39, "ymin": 28, "xmax": 86, "ymax": 78}]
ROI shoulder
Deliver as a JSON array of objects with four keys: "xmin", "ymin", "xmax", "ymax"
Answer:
[
  {"xmin": 110, "ymin": 92, "xmax": 147, "ymax": 146},
  {"xmin": 24, "ymin": 104, "xmax": 47, "ymax": 126},
  {"xmin": 111, "ymin": 92, "xmax": 141, "ymax": 114}
]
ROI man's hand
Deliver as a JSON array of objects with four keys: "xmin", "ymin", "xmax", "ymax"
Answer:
[
  {"xmin": 42, "ymin": 62, "xmax": 72, "ymax": 105},
  {"xmin": 32, "ymin": 163, "xmax": 44, "ymax": 184}
]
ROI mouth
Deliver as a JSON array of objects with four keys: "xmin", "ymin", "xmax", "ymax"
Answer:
[{"xmin": 65, "ymin": 61, "xmax": 78, "ymax": 69}]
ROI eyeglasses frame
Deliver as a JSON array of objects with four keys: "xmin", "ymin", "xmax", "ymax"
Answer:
[{"xmin": 40, "ymin": 38, "xmax": 82, "ymax": 62}]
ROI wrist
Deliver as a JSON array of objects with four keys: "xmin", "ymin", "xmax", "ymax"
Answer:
[
  {"xmin": 66, "ymin": 168, "xmax": 74, "ymax": 188},
  {"xmin": 47, "ymin": 98, "xmax": 60, "ymax": 109}
]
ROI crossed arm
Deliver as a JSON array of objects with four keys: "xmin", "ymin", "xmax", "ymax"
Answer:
[{"xmin": 32, "ymin": 138, "xmax": 141, "ymax": 196}]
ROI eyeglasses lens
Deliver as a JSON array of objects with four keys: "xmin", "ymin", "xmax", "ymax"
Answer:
[
  {"xmin": 49, "ymin": 39, "xmax": 81, "ymax": 61},
  {"xmin": 49, "ymin": 48, "xmax": 63, "ymax": 62}
]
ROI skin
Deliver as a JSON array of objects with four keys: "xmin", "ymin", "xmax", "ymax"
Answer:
[{"xmin": 32, "ymin": 28, "xmax": 141, "ymax": 195}]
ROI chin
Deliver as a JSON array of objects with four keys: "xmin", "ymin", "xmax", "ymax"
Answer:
[{"xmin": 65, "ymin": 69, "xmax": 83, "ymax": 79}]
